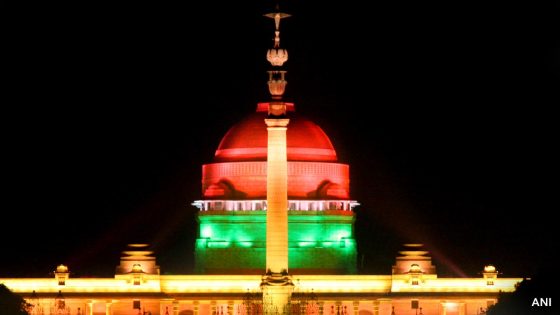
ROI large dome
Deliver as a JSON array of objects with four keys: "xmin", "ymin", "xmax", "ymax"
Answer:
[
  {"xmin": 214, "ymin": 103, "xmax": 337, "ymax": 162},
  {"xmin": 202, "ymin": 103, "xmax": 349, "ymax": 199}
]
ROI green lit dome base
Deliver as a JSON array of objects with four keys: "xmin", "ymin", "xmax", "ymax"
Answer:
[{"xmin": 194, "ymin": 211, "xmax": 357, "ymax": 275}]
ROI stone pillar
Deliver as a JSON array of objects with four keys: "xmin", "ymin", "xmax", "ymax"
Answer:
[
  {"xmin": 228, "ymin": 301, "xmax": 234, "ymax": 315},
  {"xmin": 458, "ymin": 302, "xmax": 465, "ymax": 315},
  {"xmin": 441, "ymin": 302, "xmax": 447, "ymax": 315},
  {"xmin": 263, "ymin": 117, "xmax": 292, "ymax": 315},
  {"xmin": 262, "ymin": 285, "xmax": 293, "ymax": 314},
  {"xmin": 87, "ymin": 301, "xmax": 94, "ymax": 315},
  {"xmin": 353, "ymin": 301, "xmax": 359, "ymax": 315},
  {"xmin": 105, "ymin": 301, "xmax": 112, "ymax": 315},
  {"xmin": 265, "ymin": 118, "xmax": 290, "ymax": 274},
  {"xmin": 173, "ymin": 300, "xmax": 179, "ymax": 315},
  {"xmin": 193, "ymin": 301, "xmax": 199, "ymax": 315},
  {"xmin": 373, "ymin": 300, "xmax": 380, "ymax": 315}
]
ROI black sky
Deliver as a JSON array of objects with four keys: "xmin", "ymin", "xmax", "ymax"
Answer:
[{"xmin": 2, "ymin": 1, "xmax": 558, "ymax": 279}]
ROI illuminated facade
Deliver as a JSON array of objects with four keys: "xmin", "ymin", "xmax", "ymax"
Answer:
[
  {"xmin": 1, "ymin": 6, "xmax": 522, "ymax": 315},
  {"xmin": 1, "ymin": 247, "xmax": 521, "ymax": 315},
  {"xmin": 193, "ymin": 102, "xmax": 358, "ymax": 276}
]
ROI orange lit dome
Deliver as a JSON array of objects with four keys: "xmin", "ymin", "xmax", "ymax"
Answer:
[
  {"xmin": 214, "ymin": 103, "xmax": 337, "ymax": 162},
  {"xmin": 202, "ymin": 103, "xmax": 349, "ymax": 200}
]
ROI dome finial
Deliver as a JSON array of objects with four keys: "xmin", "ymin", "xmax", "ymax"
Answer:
[
  {"xmin": 264, "ymin": 7, "xmax": 290, "ymax": 66},
  {"xmin": 264, "ymin": 5, "xmax": 291, "ymax": 109}
]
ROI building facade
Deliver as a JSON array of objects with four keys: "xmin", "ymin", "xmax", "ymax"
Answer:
[
  {"xmin": 193, "ymin": 102, "xmax": 358, "ymax": 275},
  {"xmin": 1, "ymin": 6, "xmax": 522, "ymax": 315},
  {"xmin": 1, "ymin": 245, "xmax": 520, "ymax": 315}
]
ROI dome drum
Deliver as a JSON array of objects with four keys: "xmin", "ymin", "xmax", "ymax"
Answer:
[{"xmin": 202, "ymin": 161, "xmax": 349, "ymax": 199}]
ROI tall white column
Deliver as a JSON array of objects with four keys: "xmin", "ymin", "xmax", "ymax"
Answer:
[
  {"xmin": 262, "ymin": 8, "xmax": 293, "ymax": 315},
  {"xmin": 263, "ymin": 118, "xmax": 292, "ymax": 314},
  {"xmin": 265, "ymin": 118, "xmax": 290, "ymax": 274}
]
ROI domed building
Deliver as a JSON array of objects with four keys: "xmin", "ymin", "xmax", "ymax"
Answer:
[
  {"xmin": 0, "ymin": 6, "xmax": 523, "ymax": 315},
  {"xmin": 193, "ymin": 102, "xmax": 358, "ymax": 275}
]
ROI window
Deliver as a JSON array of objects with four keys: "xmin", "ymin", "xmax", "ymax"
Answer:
[{"xmin": 133, "ymin": 274, "xmax": 141, "ymax": 285}]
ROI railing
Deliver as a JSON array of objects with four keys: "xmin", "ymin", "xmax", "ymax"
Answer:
[{"xmin": 192, "ymin": 200, "xmax": 359, "ymax": 212}]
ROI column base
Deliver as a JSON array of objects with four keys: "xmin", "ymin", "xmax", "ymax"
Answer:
[{"xmin": 261, "ymin": 272, "xmax": 294, "ymax": 314}]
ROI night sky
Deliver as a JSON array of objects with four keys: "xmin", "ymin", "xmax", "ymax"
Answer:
[{"xmin": 3, "ymin": 1, "xmax": 557, "ymax": 280}]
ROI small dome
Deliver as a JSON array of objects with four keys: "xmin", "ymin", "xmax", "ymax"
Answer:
[
  {"xmin": 484, "ymin": 265, "xmax": 496, "ymax": 273},
  {"xmin": 214, "ymin": 103, "xmax": 337, "ymax": 162}
]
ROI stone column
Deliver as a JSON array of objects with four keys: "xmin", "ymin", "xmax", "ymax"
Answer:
[
  {"xmin": 173, "ymin": 300, "xmax": 179, "ymax": 315},
  {"xmin": 262, "ymin": 117, "xmax": 292, "ymax": 315},
  {"xmin": 105, "ymin": 301, "xmax": 112, "ymax": 315},
  {"xmin": 193, "ymin": 301, "xmax": 199, "ymax": 315},
  {"xmin": 372, "ymin": 300, "xmax": 379, "ymax": 315},
  {"xmin": 265, "ymin": 118, "xmax": 290, "ymax": 274},
  {"xmin": 353, "ymin": 301, "xmax": 359, "ymax": 315}
]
